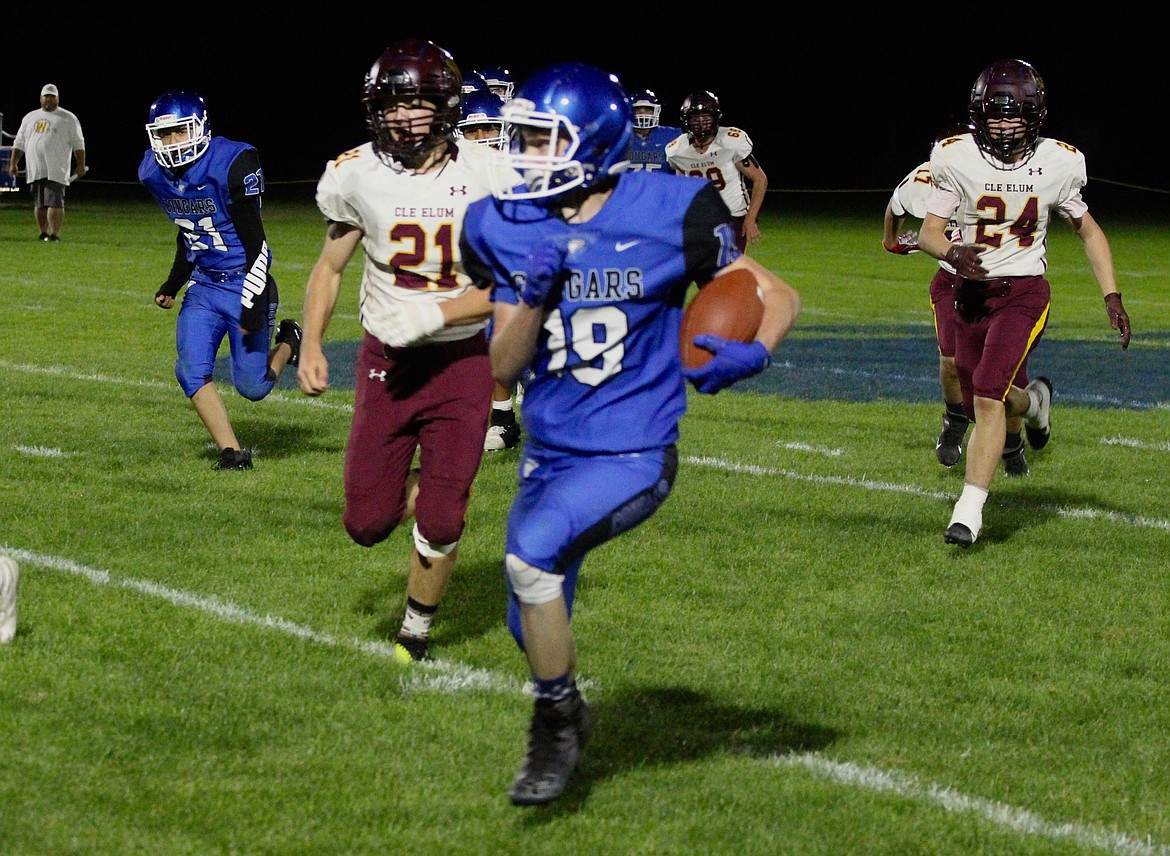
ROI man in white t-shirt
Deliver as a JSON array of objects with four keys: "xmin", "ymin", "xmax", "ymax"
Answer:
[{"xmin": 6, "ymin": 84, "xmax": 87, "ymax": 242}]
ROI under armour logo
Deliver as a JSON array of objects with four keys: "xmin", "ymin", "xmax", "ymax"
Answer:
[
  {"xmin": 369, "ymin": 369, "xmax": 387, "ymax": 381},
  {"xmin": 449, "ymin": 185, "xmax": 469, "ymax": 196},
  {"xmin": 1029, "ymin": 167, "xmax": 1044, "ymax": 176}
]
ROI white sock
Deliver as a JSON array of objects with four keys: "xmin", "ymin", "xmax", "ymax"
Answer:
[
  {"xmin": 400, "ymin": 601, "xmax": 435, "ymax": 639},
  {"xmin": 1024, "ymin": 386, "xmax": 1042, "ymax": 420},
  {"xmin": 492, "ymin": 399, "xmax": 513, "ymax": 413},
  {"xmin": 948, "ymin": 484, "xmax": 989, "ymax": 539}
]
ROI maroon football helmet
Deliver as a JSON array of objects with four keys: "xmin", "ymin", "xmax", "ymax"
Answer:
[
  {"xmin": 680, "ymin": 90, "xmax": 721, "ymax": 147},
  {"xmin": 968, "ymin": 59, "xmax": 1047, "ymax": 163},
  {"xmin": 363, "ymin": 39, "xmax": 462, "ymax": 169}
]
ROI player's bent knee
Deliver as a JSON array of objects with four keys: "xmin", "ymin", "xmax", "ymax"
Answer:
[
  {"xmin": 413, "ymin": 522, "xmax": 457, "ymax": 558},
  {"xmin": 343, "ymin": 515, "xmax": 396, "ymax": 548},
  {"xmin": 176, "ymin": 364, "xmax": 210, "ymax": 398},
  {"xmin": 505, "ymin": 554, "xmax": 562, "ymax": 605},
  {"xmin": 234, "ymin": 377, "xmax": 275, "ymax": 402}
]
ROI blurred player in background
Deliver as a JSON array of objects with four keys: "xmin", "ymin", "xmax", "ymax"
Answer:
[
  {"xmin": 461, "ymin": 69, "xmax": 489, "ymax": 96},
  {"xmin": 297, "ymin": 40, "xmax": 512, "ymax": 662},
  {"xmin": 919, "ymin": 58, "xmax": 1130, "ymax": 548},
  {"xmin": 139, "ymin": 90, "xmax": 302, "ymax": 470},
  {"xmin": 479, "ymin": 65, "xmax": 516, "ymax": 102},
  {"xmin": 462, "ymin": 62, "xmax": 801, "ymax": 806},
  {"xmin": 883, "ymin": 141, "xmax": 1029, "ymax": 477},
  {"xmin": 456, "ymin": 90, "xmax": 523, "ymax": 451},
  {"xmin": 666, "ymin": 90, "xmax": 767, "ymax": 253},
  {"xmin": 624, "ymin": 88, "xmax": 681, "ymax": 174}
]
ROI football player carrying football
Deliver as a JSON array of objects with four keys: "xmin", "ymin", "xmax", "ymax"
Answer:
[
  {"xmin": 665, "ymin": 90, "xmax": 768, "ymax": 252},
  {"xmin": 297, "ymin": 40, "xmax": 514, "ymax": 663},
  {"xmin": 461, "ymin": 63, "xmax": 801, "ymax": 806},
  {"xmin": 918, "ymin": 58, "xmax": 1131, "ymax": 548}
]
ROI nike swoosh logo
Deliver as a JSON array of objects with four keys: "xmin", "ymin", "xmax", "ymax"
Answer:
[{"xmin": 615, "ymin": 240, "xmax": 640, "ymax": 251}]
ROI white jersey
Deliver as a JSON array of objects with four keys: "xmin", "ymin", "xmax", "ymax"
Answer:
[
  {"xmin": 665, "ymin": 126, "xmax": 754, "ymax": 216},
  {"xmin": 12, "ymin": 107, "xmax": 85, "ymax": 184},
  {"xmin": 890, "ymin": 161, "xmax": 932, "ymax": 220},
  {"xmin": 890, "ymin": 160, "xmax": 958, "ymax": 274},
  {"xmin": 315, "ymin": 139, "xmax": 511, "ymax": 345},
  {"xmin": 927, "ymin": 134, "xmax": 1089, "ymax": 277}
]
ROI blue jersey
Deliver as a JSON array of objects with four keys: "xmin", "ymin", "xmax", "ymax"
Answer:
[
  {"xmin": 138, "ymin": 136, "xmax": 266, "ymax": 276},
  {"xmin": 626, "ymin": 125, "xmax": 682, "ymax": 173},
  {"xmin": 462, "ymin": 171, "xmax": 740, "ymax": 453}
]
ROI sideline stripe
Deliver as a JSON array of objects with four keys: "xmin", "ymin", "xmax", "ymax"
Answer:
[
  {"xmin": 5, "ymin": 543, "xmax": 1166, "ymax": 853},
  {"xmin": 773, "ymin": 754, "xmax": 1170, "ymax": 856}
]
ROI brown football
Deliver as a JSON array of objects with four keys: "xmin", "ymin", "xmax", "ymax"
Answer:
[{"xmin": 679, "ymin": 268, "xmax": 764, "ymax": 369}]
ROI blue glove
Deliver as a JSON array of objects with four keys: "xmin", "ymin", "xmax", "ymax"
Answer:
[
  {"xmin": 520, "ymin": 239, "xmax": 567, "ymax": 308},
  {"xmin": 682, "ymin": 336, "xmax": 772, "ymax": 394}
]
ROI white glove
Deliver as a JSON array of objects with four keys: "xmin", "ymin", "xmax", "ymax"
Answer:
[{"xmin": 376, "ymin": 302, "xmax": 445, "ymax": 348}]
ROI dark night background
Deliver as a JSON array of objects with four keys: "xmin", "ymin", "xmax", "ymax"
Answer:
[{"xmin": 2, "ymin": 20, "xmax": 1165, "ymax": 216}]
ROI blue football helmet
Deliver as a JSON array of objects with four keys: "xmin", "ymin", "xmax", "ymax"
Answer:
[
  {"xmin": 145, "ymin": 90, "xmax": 210, "ymax": 169},
  {"xmin": 456, "ymin": 91, "xmax": 507, "ymax": 149},
  {"xmin": 629, "ymin": 88, "xmax": 662, "ymax": 130},
  {"xmin": 461, "ymin": 70, "xmax": 489, "ymax": 95},
  {"xmin": 479, "ymin": 65, "xmax": 515, "ymax": 101},
  {"xmin": 491, "ymin": 62, "xmax": 633, "ymax": 201}
]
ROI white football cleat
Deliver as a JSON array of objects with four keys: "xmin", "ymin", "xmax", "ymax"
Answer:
[{"xmin": 0, "ymin": 556, "xmax": 19, "ymax": 643}]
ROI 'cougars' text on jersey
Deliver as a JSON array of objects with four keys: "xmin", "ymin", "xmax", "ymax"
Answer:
[{"xmin": 461, "ymin": 171, "xmax": 740, "ymax": 453}]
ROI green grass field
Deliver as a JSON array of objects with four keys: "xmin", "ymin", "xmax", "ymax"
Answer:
[{"xmin": 1, "ymin": 188, "xmax": 1169, "ymax": 855}]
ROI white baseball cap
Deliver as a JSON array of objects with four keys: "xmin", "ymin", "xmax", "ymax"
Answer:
[{"xmin": 41, "ymin": 84, "xmax": 58, "ymax": 97}]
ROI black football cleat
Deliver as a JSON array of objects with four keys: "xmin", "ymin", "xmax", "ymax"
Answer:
[
  {"xmin": 935, "ymin": 411, "xmax": 969, "ymax": 467},
  {"xmin": 213, "ymin": 447, "xmax": 253, "ymax": 471},
  {"xmin": 509, "ymin": 694, "xmax": 593, "ymax": 806},
  {"xmin": 393, "ymin": 633, "xmax": 431, "ymax": 664},
  {"xmin": 484, "ymin": 414, "xmax": 521, "ymax": 452},
  {"xmin": 944, "ymin": 522, "xmax": 975, "ymax": 548},
  {"xmin": 1002, "ymin": 435, "xmax": 1029, "ymax": 477},
  {"xmin": 275, "ymin": 319, "xmax": 303, "ymax": 367}
]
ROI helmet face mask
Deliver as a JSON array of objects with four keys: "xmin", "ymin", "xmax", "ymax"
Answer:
[
  {"xmin": 146, "ymin": 91, "xmax": 210, "ymax": 169},
  {"xmin": 629, "ymin": 89, "xmax": 662, "ymax": 130},
  {"xmin": 490, "ymin": 63, "xmax": 633, "ymax": 203},
  {"xmin": 680, "ymin": 90, "xmax": 720, "ymax": 147},
  {"xmin": 363, "ymin": 39, "xmax": 462, "ymax": 170},
  {"xmin": 456, "ymin": 91, "xmax": 508, "ymax": 150},
  {"xmin": 969, "ymin": 59, "xmax": 1047, "ymax": 164}
]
